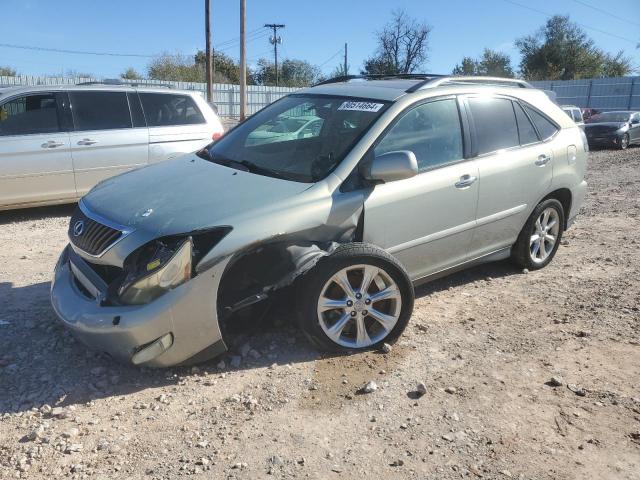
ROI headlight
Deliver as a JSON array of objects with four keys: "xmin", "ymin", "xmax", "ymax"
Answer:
[{"xmin": 119, "ymin": 239, "xmax": 193, "ymax": 305}]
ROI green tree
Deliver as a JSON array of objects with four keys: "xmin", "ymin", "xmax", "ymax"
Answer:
[
  {"xmin": 0, "ymin": 66, "xmax": 17, "ymax": 76},
  {"xmin": 452, "ymin": 50, "xmax": 514, "ymax": 77},
  {"xmin": 516, "ymin": 15, "xmax": 632, "ymax": 80},
  {"xmin": 121, "ymin": 67, "xmax": 142, "ymax": 80},
  {"xmin": 194, "ymin": 50, "xmax": 244, "ymax": 84},
  {"xmin": 362, "ymin": 9, "xmax": 431, "ymax": 75},
  {"xmin": 147, "ymin": 53, "xmax": 204, "ymax": 82},
  {"xmin": 252, "ymin": 58, "xmax": 322, "ymax": 87}
]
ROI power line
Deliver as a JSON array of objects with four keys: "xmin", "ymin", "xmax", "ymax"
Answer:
[
  {"xmin": 501, "ymin": 0, "xmax": 638, "ymax": 45},
  {"xmin": 570, "ymin": 0, "xmax": 640, "ymax": 29},
  {"xmin": 318, "ymin": 47, "xmax": 344, "ymax": 69}
]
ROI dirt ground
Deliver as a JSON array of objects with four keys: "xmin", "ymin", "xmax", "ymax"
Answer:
[{"xmin": 1, "ymin": 147, "xmax": 639, "ymax": 480}]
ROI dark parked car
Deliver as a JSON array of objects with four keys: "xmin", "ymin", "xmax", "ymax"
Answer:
[{"xmin": 584, "ymin": 111, "xmax": 640, "ymax": 150}]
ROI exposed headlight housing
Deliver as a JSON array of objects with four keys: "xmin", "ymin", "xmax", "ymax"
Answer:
[{"xmin": 119, "ymin": 239, "xmax": 193, "ymax": 305}]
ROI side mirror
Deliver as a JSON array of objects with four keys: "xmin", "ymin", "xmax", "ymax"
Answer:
[{"xmin": 363, "ymin": 150, "xmax": 418, "ymax": 183}]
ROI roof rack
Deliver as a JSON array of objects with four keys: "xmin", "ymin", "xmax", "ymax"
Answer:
[
  {"xmin": 314, "ymin": 73, "xmax": 447, "ymax": 87},
  {"xmin": 407, "ymin": 76, "xmax": 533, "ymax": 92},
  {"xmin": 76, "ymin": 79, "xmax": 173, "ymax": 89}
]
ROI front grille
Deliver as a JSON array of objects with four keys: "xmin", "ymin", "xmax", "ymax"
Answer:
[
  {"xmin": 586, "ymin": 126, "xmax": 616, "ymax": 135},
  {"xmin": 68, "ymin": 207, "xmax": 123, "ymax": 256}
]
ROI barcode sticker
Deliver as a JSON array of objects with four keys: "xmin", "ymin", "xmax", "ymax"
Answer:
[{"xmin": 337, "ymin": 101, "xmax": 384, "ymax": 112}]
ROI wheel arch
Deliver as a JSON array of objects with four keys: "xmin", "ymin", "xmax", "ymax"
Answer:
[{"xmin": 541, "ymin": 188, "xmax": 572, "ymax": 229}]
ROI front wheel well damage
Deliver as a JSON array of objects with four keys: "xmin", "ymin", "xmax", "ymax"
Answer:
[{"xmin": 216, "ymin": 240, "xmax": 339, "ymax": 328}]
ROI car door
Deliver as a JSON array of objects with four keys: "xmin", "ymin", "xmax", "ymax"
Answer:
[
  {"xmin": 138, "ymin": 92, "xmax": 212, "ymax": 163},
  {"xmin": 0, "ymin": 91, "xmax": 75, "ymax": 208},
  {"xmin": 68, "ymin": 90, "xmax": 149, "ymax": 196},
  {"xmin": 362, "ymin": 97, "xmax": 479, "ymax": 281},
  {"xmin": 630, "ymin": 113, "xmax": 640, "ymax": 142},
  {"xmin": 464, "ymin": 96, "xmax": 555, "ymax": 258}
]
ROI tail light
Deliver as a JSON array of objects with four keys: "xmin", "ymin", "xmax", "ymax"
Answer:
[{"xmin": 212, "ymin": 131, "xmax": 223, "ymax": 141}]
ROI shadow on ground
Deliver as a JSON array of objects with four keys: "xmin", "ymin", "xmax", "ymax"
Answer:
[{"xmin": 0, "ymin": 253, "xmax": 520, "ymax": 415}]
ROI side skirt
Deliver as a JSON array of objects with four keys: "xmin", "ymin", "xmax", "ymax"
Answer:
[{"xmin": 411, "ymin": 246, "xmax": 512, "ymax": 287}]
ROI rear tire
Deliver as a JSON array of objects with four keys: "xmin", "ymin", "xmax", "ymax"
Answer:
[
  {"xmin": 296, "ymin": 243, "xmax": 414, "ymax": 352},
  {"xmin": 511, "ymin": 198, "xmax": 564, "ymax": 270}
]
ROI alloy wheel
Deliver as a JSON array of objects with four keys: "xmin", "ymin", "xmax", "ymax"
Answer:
[
  {"xmin": 530, "ymin": 207, "xmax": 560, "ymax": 264},
  {"xmin": 316, "ymin": 264, "xmax": 402, "ymax": 348}
]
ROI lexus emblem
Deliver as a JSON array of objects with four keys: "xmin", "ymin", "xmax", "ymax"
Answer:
[{"xmin": 73, "ymin": 220, "xmax": 85, "ymax": 237}]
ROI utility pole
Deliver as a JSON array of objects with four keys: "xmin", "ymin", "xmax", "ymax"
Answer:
[
  {"xmin": 205, "ymin": 0, "xmax": 213, "ymax": 103},
  {"xmin": 344, "ymin": 42, "xmax": 348, "ymax": 76},
  {"xmin": 265, "ymin": 23, "xmax": 285, "ymax": 86},
  {"xmin": 239, "ymin": 0, "xmax": 247, "ymax": 120}
]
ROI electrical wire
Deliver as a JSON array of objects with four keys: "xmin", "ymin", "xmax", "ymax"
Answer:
[
  {"xmin": 318, "ymin": 48, "xmax": 344, "ymax": 69},
  {"xmin": 570, "ymin": 0, "xmax": 640, "ymax": 29},
  {"xmin": 501, "ymin": 0, "xmax": 638, "ymax": 45}
]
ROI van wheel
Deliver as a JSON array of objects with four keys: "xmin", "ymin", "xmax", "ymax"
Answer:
[
  {"xmin": 512, "ymin": 198, "xmax": 564, "ymax": 270},
  {"xmin": 296, "ymin": 243, "xmax": 414, "ymax": 352}
]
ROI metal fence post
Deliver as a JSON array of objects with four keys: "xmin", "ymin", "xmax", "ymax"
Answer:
[
  {"xmin": 586, "ymin": 79, "xmax": 593, "ymax": 109},
  {"xmin": 628, "ymin": 77, "xmax": 636, "ymax": 110}
]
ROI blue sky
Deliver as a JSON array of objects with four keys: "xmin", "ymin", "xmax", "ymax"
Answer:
[{"xmin": 1, "ymin": 0, "xmax": 638, "ymax": 78}]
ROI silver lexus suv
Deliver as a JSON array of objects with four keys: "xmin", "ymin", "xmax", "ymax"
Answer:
[{"xmin": 50, "ymin": 75, "xmax": 588, "ymax": 367}]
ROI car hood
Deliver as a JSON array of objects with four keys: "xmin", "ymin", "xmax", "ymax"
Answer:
[{"xmin": 82, "ymin": 154, "xmax": 311, "ymax": 236}]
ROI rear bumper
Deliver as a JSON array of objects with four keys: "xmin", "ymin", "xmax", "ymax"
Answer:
[
  {"xmin": 567, "ymin": 180, "xmax": 588, "ymax": 229},
  {"xmin": 50, "ymin": 246, "xmax": 228, "ymax": 367}
]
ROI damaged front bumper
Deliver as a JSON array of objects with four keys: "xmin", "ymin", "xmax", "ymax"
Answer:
[{"xmin": 50, "ymin": 246, "xmax": 229, "ymax": 367}]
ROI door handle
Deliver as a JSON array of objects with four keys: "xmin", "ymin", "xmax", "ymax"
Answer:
[
  {"xmin": 77, "ymin": 138, "xmax": 98, "ymax": 145},
  {"xmin": 454, "ymin": 174, "xmax": 477, "ymax": 189},
  {"xmin": 41, "ymin": 140, "xmax": 64, "ymax": 148},
  {"xmin": 535, "ymin": 154, "xmax": 552, "ymax": 166}
]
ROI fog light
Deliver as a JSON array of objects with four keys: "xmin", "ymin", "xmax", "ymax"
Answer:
[{"xmin": 131, "ymin": 333, "xmax": 173, "ymax": 365}]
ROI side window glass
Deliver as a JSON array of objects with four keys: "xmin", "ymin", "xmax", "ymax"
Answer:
[
  {"xmin": 467, "ymin": 97, "xmax": 519, "ymax": 155},
  {"xmin": 572, "ymin": 109, "xmax": 582, "ymax": 123},
  {"xmin": 70, "ymin": 91, "xmax": 132, "ymax": 131},
  {"xmin": 513, "ymin": 102, "xmax": 539, "ymax": 145},
  {"xmin": 127, "ymin": 92, "xmax": 146, "ymax": 128},
  {"xmin": 523, "ymin": 104, "xmax": 559, "ymax": 141},
  {"xmin": 139, "ymin": 93, "xmax": 205, "ymax": 127},
  {"xmin": 375, "ymin": 99, "xmax": 463, "ymax": 172},
  {"xmin": 0, "ymin": 94, "xmax": 60, "ymax": 136}
]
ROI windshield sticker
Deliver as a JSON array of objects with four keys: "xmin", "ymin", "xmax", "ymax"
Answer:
[{"xmin": 338, "ymin": 101, "xmax": 384, "ymax": 113}]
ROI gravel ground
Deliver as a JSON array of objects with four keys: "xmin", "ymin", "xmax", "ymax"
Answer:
[{"xmin": 1, "ymin": 147, "xmax": 639, "ymax": 479}]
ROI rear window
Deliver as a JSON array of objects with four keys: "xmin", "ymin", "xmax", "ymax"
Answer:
[
  {"xmin": 70, "ymin": 91, "xmax": 132, "ymax": 131},
  {"xmin": 467, "ymin": 97, "xmax": 519, "ymax": 155},
  {"xmin": 0, "ymin": 93, "xmax": 60, "ymax": 136},
  {"xmin": 523, "ymin": 105, "xmax": 558, "ymax": 140},
  {"xmin": 139, "ymin": 93, "xmax": 205, "ymax": 127},
  {"xmin": 513, "ymin": 102, "xmax": 539, "ymax": 145}
]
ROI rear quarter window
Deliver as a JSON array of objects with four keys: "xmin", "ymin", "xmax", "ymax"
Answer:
[
  {"xmin": 139, "ymin": 93, "xmax": 205, "ymax": 127},
  {"xmin": 523, "ymin": 104, "xmax": 559, "ymax": 141}
]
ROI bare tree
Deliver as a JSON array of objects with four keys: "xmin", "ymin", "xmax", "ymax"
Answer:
[{"xmin": 363, "ymin": 10, "xmax": 431, "ymax": 75}]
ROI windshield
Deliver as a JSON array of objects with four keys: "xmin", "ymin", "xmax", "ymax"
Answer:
[
  {"xmin": 588, "ymin": 112, "xmax": 631, "ymax": 123},
  {"xmin": 206, "ymin": 94, "xmax": 390, "ymax": 182}
]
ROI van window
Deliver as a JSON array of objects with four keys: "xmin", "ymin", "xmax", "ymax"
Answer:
[
  {"xmin": 572, "ymin": 109, "xmax": 583, "ymax": 123},
  {"xmin": 467, "ymin": 97, "xmax": 519, "ymax": 155},
  {"xmin": 0, "ymin": 93, "xmax": 61, "ymax": 136},
  {"xmin": 513, "ymin": 102, "xmax": 539, "ymax": 145},
  {"xmin": 70, "ymin": 91, "xmax": 132, "ymax": 131},
  {"xmin": 523, "ymin": 105, "xmax": 558, "ymax": 140},
  {"xmin": 139, "ymin": 93, "xmax": 205, "ymax": 127},
  {"xmin": 375, "ymin": 99, "xmax": 463, "ymax": 172}
]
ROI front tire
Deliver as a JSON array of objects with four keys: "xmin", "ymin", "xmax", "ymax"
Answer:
[
  {"xmin": 512, "ymin": 198, "xmax": 564, "ymax": 270},
  {"xmin": 296, "ymin": 243, "xmax": 414, "ymax": 352},
  {"xmin": 619, "ymin": 133, "xmax": 630, "ymax": 150}
]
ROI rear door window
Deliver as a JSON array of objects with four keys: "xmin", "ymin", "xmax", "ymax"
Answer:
[
  {"xmin": 513, "ymin": 102, "xmax": 540, "ymax": 145},
  {"xmin": 467, "ymin": 97, "xmax": 519, "ymax": 155},
  {"xmin": 139, "ymin": 93, "xmax": 205, "ymax": 127},
  {"xmin": 69, "ymin": 91, "xmax": 132, "ymax": 131},
  {"xmin": 0, "ymin": 93, "xmax": 61, "ymax": 136},
  {"xmin": 523, "ymin": 105, "xmax": 559, "ymax": 141},
  {"xmin": 375, "ymin": 98, "xmax": 463, "ymax": 172}
]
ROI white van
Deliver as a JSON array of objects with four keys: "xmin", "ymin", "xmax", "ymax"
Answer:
[{"xmin": 0, "ymin": 83, "xmax": 224, "ymax": 210}]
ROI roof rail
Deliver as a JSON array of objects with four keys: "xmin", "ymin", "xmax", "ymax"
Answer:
[
  {"xmin": 76, "ymin": 79, "xmax": 173, "ymax": 89},
  {"xmin": 407, "ymin": 76, "xmax": 533, "ymax": 92},
  {"xmin": 314, "ymin": 73, "xmax": 447, "ymax": 87}
]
